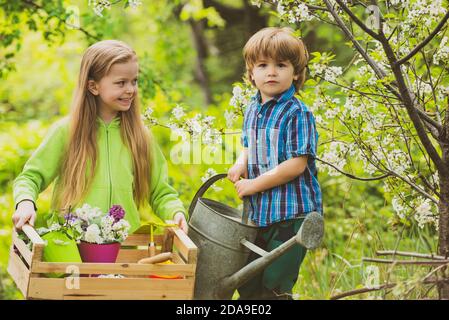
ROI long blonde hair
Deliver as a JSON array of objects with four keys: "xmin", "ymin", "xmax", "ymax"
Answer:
[{"xmin": 57, "ymin": 40, "xmax": 151, "ymax": 210}]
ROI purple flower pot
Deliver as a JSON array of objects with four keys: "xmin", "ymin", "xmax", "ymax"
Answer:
[{"xmin": 77, "ymin": 241, "xmax": 121, "ymax": 263}]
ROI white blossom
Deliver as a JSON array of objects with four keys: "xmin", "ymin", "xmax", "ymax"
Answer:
[
  {"xmin": 251, "ymin": 0, "xmax": 263, "ymax": 8},
  {"xmin": 320, "ymin": 141, "xmax": 348, "ymax": 176},
  {"xmin": 172, "ymin": 105, "xmax": 186, "ymax": 120},
  {"xmin": 89, "ymin": 0, "xmax": 111, "ymax": 17},
  {"xmin": 224, "ymin": 110, "xmax": 238, "ymax": 128},
  {"xmin": 128, "ymin": 0, "xmax": 142, "ymax": 9},
  {"xmin": 201, "ymin": 168, "xmax": 222, "ymax": 191},
  {"xmin": 325, "ymin": 108, "xmax": 338, "ymax": 120},
  {"xmin": 75, "ymin": 203, "xmax": 102, "ymax": 221},
  {"xmin": 324, "ymin": 66, "xmax": 343, "ymax": 83},
  {"xmin": 414, "ymin": 198, "xmax": 437, "ymax": 229},
  {"xmin": 276, "ymin": 1, "xmax": 313, "ymax": 23},
  {"xmin": 85, "ymin": 224, "xmax": 103, "ymax": 244},
  {"xmin": 433, "ymin": 37, "xmax": 449, "ymax": 65},
  {"xmin": 392, "ymin": 195, "xmax": 407, "ymax": 219}
]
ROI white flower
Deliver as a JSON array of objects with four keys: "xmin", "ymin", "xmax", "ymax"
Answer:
[
  {"xmin": 232, "ymin": 85, "xmax": 243, "ymax": 98},
  {"xmin": 320, "ymin": 141, "xmax": 348, "ymax": 176},
  {"xmin": 344, "ymin": 97, "xmax": 364, "ymax": 119},
  {"xmin": 201, "ymin": 168, "xmax": 222, "ymax": 191},
  {"xmin": 143, "ymin": 106, "xmax": 158, "ymax": 126},
  {"xmin": 325, "ymin": 108, "xmax": 338, "ymax": 120},
  {"xmin": 324, "ymin": 66, "xmax": 343, "ymax": 83},
  {"xmin": 309, "ymin": 63, "xmax": 326, "ymax": 77},
  {"xmin": 390, "ymin": 0, "xmax": 408, "ymax": 6},
  {"xmin": 251, "ymin": 0, "xmax": 263, "ymax": 8},
  {"xmin": 203, "ymin": 128, "xmax": 222, "ymax": 145},
  {"xmin": 74, "ymin": 204, "xmax": 103, "ymax": 221},
  {"xmin": 294, "ymin": 2, "xmax": 313, "ymax": 22},
  {"xmin": 392, "ymin": 195, "xmax": 407, "ymax": 219},
  {"xmin": 224, "ymin": 110, "xmax": 237, "ymax": 128},
  {"xmin": 172, "ymin": 105, "xmax": 186, "ymax": 120},
  {"xmin": 203, "ymin": 116, "xmax": 215, "ymax": 126},
  {"xmin": 112, "ymin": 219, "xmax": 131, "ymax": 232},
  {"xmin": 277, "ymin": 1, "xmax": 313, "ymax": 23},
  {"xmin": 277, "ymin": 2, "xmax": 287, "ymax": 16},
  {"xmin": 144, "ymin": 107, "xmax": 154, "ymax": 118},
  {"xmin": 186, "ymin": 116, "xmax": 203, "ymax": 136},
  {"xmin": 128, "ymin": 0, "xmax": 142, "ymax": 9},
  {"xmin": 414, "ymin": 198, "xmax": 437, "ymax": 229},
  {"xmin": 85, "ymin": 224, "xmax": 103, "ymax": 244},
  {"xmin": 100, "ymin": 216, "xmax": 115, "ymax": 242},
  {"xmin": 433, "ymin": 37, "xmax": 449, "ymax": 65}
]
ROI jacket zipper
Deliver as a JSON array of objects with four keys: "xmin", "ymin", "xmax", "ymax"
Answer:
[{"xmin": 106, "ymin": 126, "xmax": 112, "ymax": 209}]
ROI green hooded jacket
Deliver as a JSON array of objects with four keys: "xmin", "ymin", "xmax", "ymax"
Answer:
[{"xmin": 13, "ymin": 116, "xmax": 186, "ymax": 233}]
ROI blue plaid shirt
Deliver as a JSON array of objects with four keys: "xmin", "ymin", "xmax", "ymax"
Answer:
[{"xmin": 241, "ymin": 84, "xmax": 322, "ymax": 226}]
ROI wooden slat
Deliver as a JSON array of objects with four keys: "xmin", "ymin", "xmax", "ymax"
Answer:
[
  {"xmin": 171, "ymin": 228, "xmax": 198, "ymax": 264},
  {"xmin": 22, "ymin": 224, "xmax": 45, "ymax": 245},
  {"xmin": 28, "ymin": 277, "xmax": 194, "ymax": 300},
  {"xmin": 12, "ymin": 231, "xmax": 32, "ymax": 266},
  {"xmin": 122, "ymin": 234, "xmax": 164, "ymax": 246},
  {"xmin": 162, "ymin": 227, "xmax": 174, "ymax": 253},
  {"xmin": 7, "ymin": 247, "xmax": 30, "ymax": 298},
  {"xmin": 116, "ymin": 249, "xmax": 149, "ymax": 263},
  {"xmin": 28, "ymin": 278, "xmax": 63, "ymax": 300},
  {"xmin": 31, "ymin": 243, "xmax": 45, "ymax": 264},
  {"xmin": 63, "ymin": 278, "xmax": 194, "ymax": 300},
  {"xmin": 171, "ymin": 254, "xmax": 186, "ymax": 265},
  {"xmin": 32, "ymin": 261, "xmax": 195, "ymax": 276}
]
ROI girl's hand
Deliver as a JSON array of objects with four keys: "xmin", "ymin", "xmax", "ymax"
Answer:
[
  {"xmin": 173, "ymin": 212, "xmax": 188, "ymax": 233},
  {"xmin": 234, "ymin": 179, "xmax": 257, "ymax": 199},
  {"xmin": 12, "ymin": 200, "xmax": 36, "ymax": 230},
  {"xmin": 228, "ymin": 163, "xmax": 248, "ymax": 183}
]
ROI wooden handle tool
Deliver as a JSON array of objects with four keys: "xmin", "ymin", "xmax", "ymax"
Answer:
[{"xmin": 138, "ymin": 252, "xmax": 173, "ymax": 264}]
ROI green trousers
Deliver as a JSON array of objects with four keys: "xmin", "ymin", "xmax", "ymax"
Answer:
[{"xmin": 237, "ymin": 218, "xmax": 307, "ymax": 300}]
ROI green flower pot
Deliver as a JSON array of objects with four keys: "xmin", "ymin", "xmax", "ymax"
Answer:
[{"xmin": 41, "ymin": 231, "xmax": 82, "ymax": 278}]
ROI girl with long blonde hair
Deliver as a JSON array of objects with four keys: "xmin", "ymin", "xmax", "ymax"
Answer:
[{"xmin": 12, "ymin": 40, "xmax": 187, "ymax": 233}]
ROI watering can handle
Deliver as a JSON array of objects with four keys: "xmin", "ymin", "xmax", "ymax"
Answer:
[
  {"xmin": 188, "ymin": 173, "xmax": 251, "ymax": 223},
  {"xmin": 188, "ymin": 173, "xmax": 227, "ymax": 219}
]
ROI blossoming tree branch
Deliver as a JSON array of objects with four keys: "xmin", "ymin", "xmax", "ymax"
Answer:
[
  {"xmin": 142, "ymin": 0, "xmax": 449, "ymax": 256},
  {"xmin": 248, "ymin": 0, "xmax": 449, "ymax": 296},
  {"xmin": 147, "ymin": 0, "xmax": 449, "ymax": 295}
]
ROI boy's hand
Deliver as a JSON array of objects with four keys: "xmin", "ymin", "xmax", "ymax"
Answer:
[
  {"xmin": 234, "ymin": 179, "xmax": 257, "ymax": 199},
  {"xmin": 228, "ymin": 163, "xmax": 248, "ymax": 183}
]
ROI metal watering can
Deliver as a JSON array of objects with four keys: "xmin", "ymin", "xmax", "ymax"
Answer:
[{"xmin": 187, "ymin": 174, "xmax": 324, "ymax": 300}]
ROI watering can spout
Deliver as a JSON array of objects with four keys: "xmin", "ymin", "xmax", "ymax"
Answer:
[{"xmin": 215, "ymin": 212, "xmax": 324, "ymax": 299}]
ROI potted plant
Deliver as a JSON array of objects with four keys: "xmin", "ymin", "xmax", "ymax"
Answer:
[
  {"xmin": 66, "ymin": 204, "xmax": 131, "ymax": 263},
  {"xmin": 34, "ymin": 212, "xmax": 82, "ymax": 278}
]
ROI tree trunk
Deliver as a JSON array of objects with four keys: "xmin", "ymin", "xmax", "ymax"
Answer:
[
  {"xmin": 438, "ymin": 172, "xmax": 449, "ymax": 298},
  {"xmin": 189, "ymin": 19, "xmax": 213, "ymax": 105}
]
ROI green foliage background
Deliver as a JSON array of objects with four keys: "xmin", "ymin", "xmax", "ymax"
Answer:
[{"xmin": 0, "ymin": 0, "xmax": 439, "ymax": 299}]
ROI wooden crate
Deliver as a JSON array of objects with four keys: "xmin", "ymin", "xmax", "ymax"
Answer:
[{"xmin": 7, "ymin": 223, "xmax": 197, "ymax": 300}]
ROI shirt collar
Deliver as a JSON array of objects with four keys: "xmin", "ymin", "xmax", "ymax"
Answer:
[
  {"xmin": 97, "ymin": 115, "xmax": 121, "ymax": 128},
  {"xmin": 254, "ymin": 84, "xmax": 296, "ymax": 107}
]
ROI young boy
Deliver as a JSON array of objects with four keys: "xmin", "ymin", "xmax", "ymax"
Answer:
[{"xmin": 228, "ymin": 27, "xmax": 323, "ymax": 300}]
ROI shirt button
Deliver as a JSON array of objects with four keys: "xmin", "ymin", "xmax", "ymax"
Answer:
[
  {"xmin": 258, "ymin": 114, "xmax": 262, "ymax": 119},
  {"xmin": 256, "ymin": 139, "xmax": 259, "ymax": 143}
]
